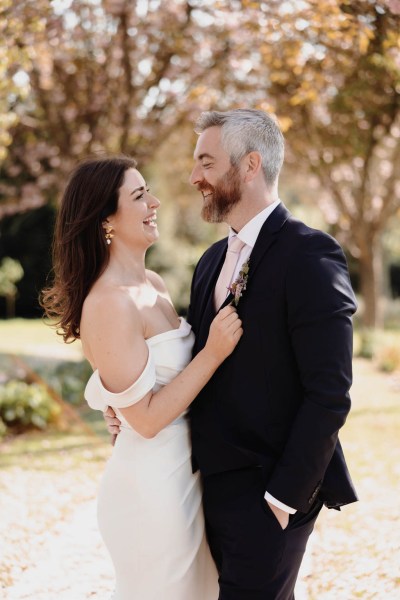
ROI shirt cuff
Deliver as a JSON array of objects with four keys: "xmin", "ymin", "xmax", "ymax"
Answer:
[{"xmin": 264, "ymin": 491, "xmax": 297, "ymax": 514}]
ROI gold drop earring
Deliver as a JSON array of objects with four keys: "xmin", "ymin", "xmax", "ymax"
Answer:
[{"xmin": 103, "ymin": 221, "xmax": 115, "ymax": 245}]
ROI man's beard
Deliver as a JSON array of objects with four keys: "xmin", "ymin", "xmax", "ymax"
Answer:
[{"xmin": 199, "ymin": 164, "xmax": 242, "ymax": 223}]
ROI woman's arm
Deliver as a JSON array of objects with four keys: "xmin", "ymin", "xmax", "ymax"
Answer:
[{"xmin": 81, "ymin": 291, "xmax": 242, "ymax": 438}]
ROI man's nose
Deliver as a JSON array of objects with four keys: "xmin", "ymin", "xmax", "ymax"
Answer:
[{"xmin": 189, "ymin": 164, "xmax": 200, "ymax": 186}]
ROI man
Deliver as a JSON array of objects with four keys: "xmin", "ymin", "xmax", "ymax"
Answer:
[{"xmin": 106, "ymin": 109, "xmax": 358, "ymax": 599}]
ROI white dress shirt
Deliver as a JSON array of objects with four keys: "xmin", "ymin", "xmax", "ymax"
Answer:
[{"xmin": 227, "ymin": 199, "xmax": 296, "ymax": 515}]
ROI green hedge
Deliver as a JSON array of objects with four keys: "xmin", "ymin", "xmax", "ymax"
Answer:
[
  {"xmin": 0, "ymin": 380, "xmax": 60, "ymax": 438},
  {"xmin": 37, "ymin": 360, "xmax": 93, "ymax": 406}
]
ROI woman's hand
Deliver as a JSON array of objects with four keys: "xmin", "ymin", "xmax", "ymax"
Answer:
[{"xmin": 204, "ymin": 305, "xmax": 243, "ymax": 363}]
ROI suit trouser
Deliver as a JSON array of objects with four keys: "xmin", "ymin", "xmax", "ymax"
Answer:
[{"xmin": 202, "ymin": 466, "xmax": 322, "ymax": 600}]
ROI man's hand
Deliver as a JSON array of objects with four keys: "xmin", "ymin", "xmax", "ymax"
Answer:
[
  {"xmin": 104, "ymin": 406, "xmax": 122, "ymax": 436},
  {"xmin": 267, "ymin": 501, "xmax": 290, "ymax": 530}
]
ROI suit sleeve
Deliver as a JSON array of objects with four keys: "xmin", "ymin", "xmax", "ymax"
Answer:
[{"xmin": 266, "ymin": 232, "xmax": 357, "ymax": 513}]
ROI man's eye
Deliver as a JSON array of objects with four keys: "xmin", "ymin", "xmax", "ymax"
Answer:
[{"xmin": 202, "ymin": 163, "xmax": 212, "ymax": 169}]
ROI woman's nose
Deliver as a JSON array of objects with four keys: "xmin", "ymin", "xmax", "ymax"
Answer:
[{"xmin": 149, "ymin": 194, "xmax": 161, "ymax": 208}]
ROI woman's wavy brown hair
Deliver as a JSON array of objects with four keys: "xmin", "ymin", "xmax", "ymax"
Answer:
[{"xmin": 41, "ymin": 155, "xmax": 137, "ymax": 342}]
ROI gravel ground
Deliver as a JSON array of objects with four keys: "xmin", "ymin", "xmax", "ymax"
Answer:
[
  {"xmin": 1, "ymin": 497, "xmax": 114, "ymax": 600},
  {"xmin": 0, "ymin": 466, "xmax": 310, "ymax": 600},
  {"xmin": 1, "ymin": 359, "xmax": 399, "ymax": 599}
]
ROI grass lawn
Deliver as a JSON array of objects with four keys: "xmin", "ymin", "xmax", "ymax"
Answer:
[
  {"xmin": 0, "ymin": 318, "xmax": 83, "ymax": 359},
  {"xmin": 1, "ymin": 317, "xmax": 399, "ymax": 364}
]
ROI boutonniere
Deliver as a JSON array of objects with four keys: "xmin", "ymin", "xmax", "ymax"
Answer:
[{"xmin": 228, "ymin": 259, "xmax": 250, "ymax": 306}]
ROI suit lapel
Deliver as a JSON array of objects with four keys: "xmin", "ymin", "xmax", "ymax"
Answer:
[
  {"xmin": 220, "ymin": 204, "xmax": 291, "ymax": 307},
  {"xmin": 246, "ymin": 203, "xmax": 290, "ymax": 280},
  {"xmin": 197, "ymin": 204, "xmax": 291, "ymax": 322},
  {"xmin": 195, "ymin": 240, "xmax": 228, "ymax": 348},
  {"xmin": 200, "ymin": 239, "xmax": 227, "ymax": 315}
]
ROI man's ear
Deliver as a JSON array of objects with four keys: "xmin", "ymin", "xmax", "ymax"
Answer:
[{"xmin": 243, "ymin": 151, "xmax": 262, "ymax": 182}]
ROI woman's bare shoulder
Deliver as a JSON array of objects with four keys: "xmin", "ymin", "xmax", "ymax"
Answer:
[
  {"xmin": 81, "ymin": 283, "xmax": 149, "ymax": 387},
  {"xmin": 81, "ymin": 283, "xmax": 142, "ymax": 338}
]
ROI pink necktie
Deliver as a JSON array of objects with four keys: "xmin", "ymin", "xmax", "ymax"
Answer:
[{"xmin": 214, "ymin": 236, "xmax": 245, "ymax": 309}]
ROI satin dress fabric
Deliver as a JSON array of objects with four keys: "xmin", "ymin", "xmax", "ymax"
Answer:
[{"xmin": 85, "ymin": 318, "xmax": 218, "ymax": 600}]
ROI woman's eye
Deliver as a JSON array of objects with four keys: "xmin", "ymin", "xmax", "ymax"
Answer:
[{"xmin": 137, "ymin": 188, "xmax": 150, "ymax": 199}]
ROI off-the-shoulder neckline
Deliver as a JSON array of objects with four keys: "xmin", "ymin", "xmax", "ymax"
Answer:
[{"xmin": 145, "ymin": 317, "xmax": 192, "ymax": 345}]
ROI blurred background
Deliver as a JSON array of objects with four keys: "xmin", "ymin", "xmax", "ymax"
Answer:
[{"xmin": 0, "ymin": 1, "xmax": 399, "ymax": 598}]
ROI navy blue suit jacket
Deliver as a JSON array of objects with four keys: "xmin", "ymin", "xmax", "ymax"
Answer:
[{"xmin": 187, "ymin": 203, "xmax": 358, "ymax": 513}]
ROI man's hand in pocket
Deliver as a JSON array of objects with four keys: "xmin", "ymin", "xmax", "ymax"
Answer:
[
  {"xmin": 104, "ymin": 406, "xmax": 122, "ymax": 438},
  {"xmin": 267, "ymin": 502, "xmax": 290, "ymax": 530}
]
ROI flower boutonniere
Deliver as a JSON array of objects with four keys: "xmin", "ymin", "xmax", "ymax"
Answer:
[{"xmin": 228, "ymin": 259, "xmax": 250, "ymax": 306}]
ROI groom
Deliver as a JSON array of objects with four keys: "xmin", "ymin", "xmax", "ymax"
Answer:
[
  {"xmin": 108, "ymin": 109, "xmax": 358, "ymax": 599},
  {"xmin": 186, "ymin": 109, "xmax": 357, "ymax": 599}
]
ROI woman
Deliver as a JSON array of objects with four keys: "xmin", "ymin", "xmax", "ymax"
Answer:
[{"xmin": 42, "ymin": 156, "xmax": 242, "ymax": 600}]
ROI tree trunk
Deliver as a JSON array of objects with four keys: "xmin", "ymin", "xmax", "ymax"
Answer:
[
  {"xmin": 5, "ymin": 294, "xmax": 15, "ymax": 319},
  {"xmin": 358, "ymin": 238, "xmax": 384, "ymax": 328}
]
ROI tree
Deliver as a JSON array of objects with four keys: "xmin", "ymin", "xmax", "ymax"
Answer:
[
  {"xmin": 0, "ymin": 0, "xmax": 232, "ymax": 215},
  {"xmin": 1, "ymin": 0, "xmax": 399, "ymax": 326},
  {"xmin": 0, "ymin": 257, "xmax": 24, "ymax": 317},
  {"xmin": 235, "ymin": 0, "xmax": 400, "ymax": 327},
  {"xmin": 0, "ymin": 204, "xmax": 55, "ymax": 318},
  {"xmin": 0, "ymin": 0, "xmax": 45, "ymax": 163}
]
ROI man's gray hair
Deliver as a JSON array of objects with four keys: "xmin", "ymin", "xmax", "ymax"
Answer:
[{"xmin": 194, "ymin": 109, "xmax": 284, "ymax": 187}]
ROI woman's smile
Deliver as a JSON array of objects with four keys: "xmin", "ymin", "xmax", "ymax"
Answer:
[{"xmin": 143, "ymin": 213, "xmax": 157, "ymax": 228}]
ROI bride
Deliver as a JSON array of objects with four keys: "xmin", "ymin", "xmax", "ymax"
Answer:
[{"xmin": 42, "ymin": 155, "xmax": 242, "ymax": 600}]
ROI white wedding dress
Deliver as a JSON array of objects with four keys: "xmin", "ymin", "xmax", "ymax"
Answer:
[{"xmin": 84, "ymin": 318, "xmax": 218, "ymax": 600}]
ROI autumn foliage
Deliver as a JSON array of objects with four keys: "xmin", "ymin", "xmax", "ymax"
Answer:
[{"xmin": 1, "ymin": 0, "xmax": 399, "ymax": 326}]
